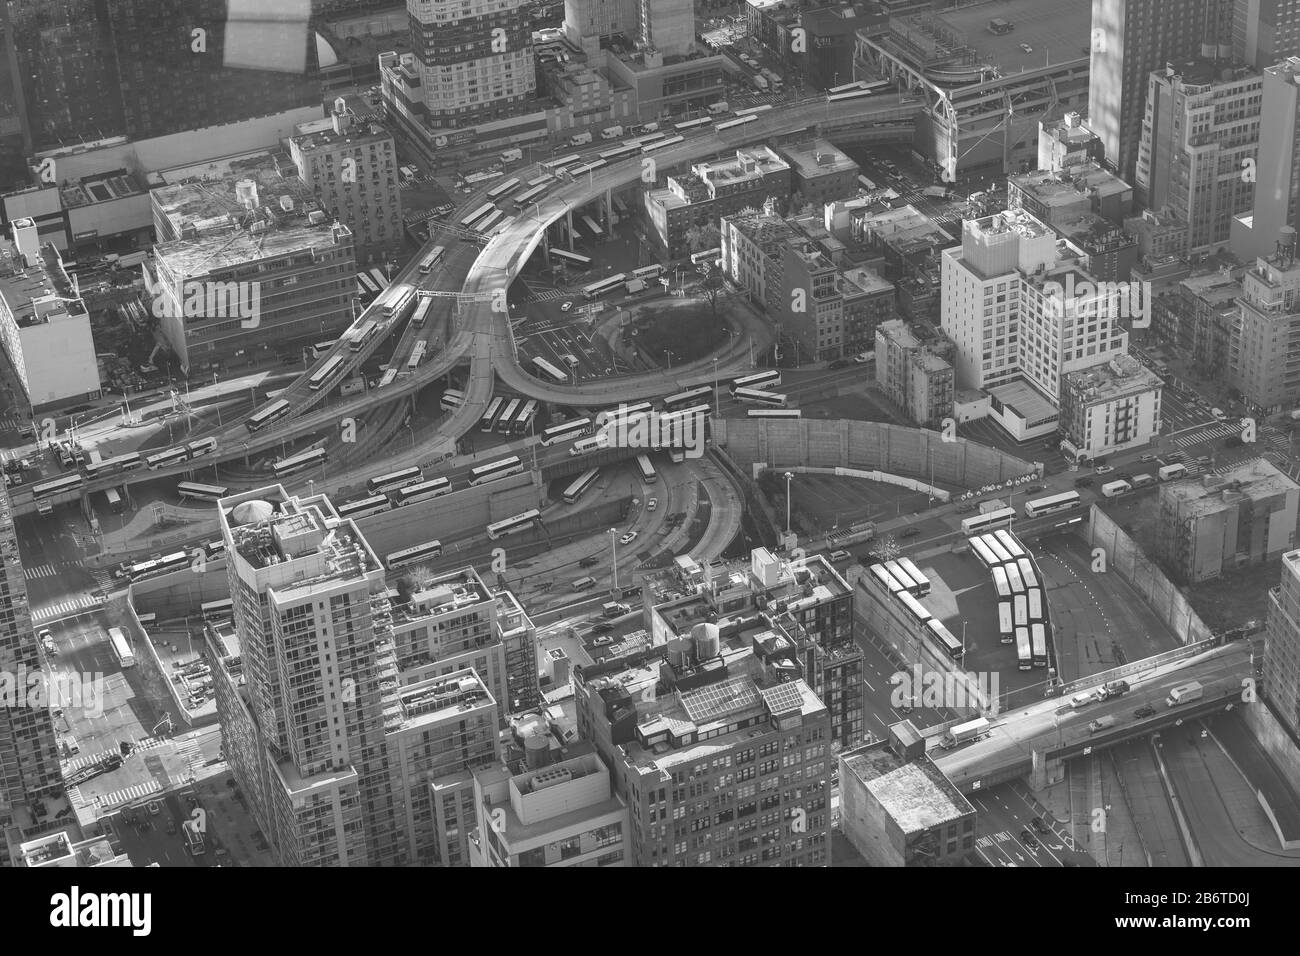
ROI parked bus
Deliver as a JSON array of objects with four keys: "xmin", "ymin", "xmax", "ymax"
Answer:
[
  {"xmin": 357, "ymin": 271, "xmax": 380, "ymax": 295},
  {"xmin": 580, "ymin": 215, "xmax": 604, "ymax": 239},
  {"xmin": 366, "ymin": 466, "xmax": 422, "ymax": 495},
  {"xmin": 1017, "ymin": 557, "xmax": 1039, "ymax": 590},
  {"xmin": 998, "ymin": 601, "xmax": 1014, "ymax": 644},
  {"xmin": 582, "ymin": 273, "xmax": 628, "ymax": 299},
  {"xmin": 631, "ymin": 264, "xmax": 664, "ymax": 281},
  {"xmin": 733, "ymin": 104, "xmax": 773, "ymax": 116},
  {"xmin": 312, "ymin": 340, "xmax": 337, "ymax": 359},
  {"xmin": 309, "ymin": 354, "xmax": 345, "ymax": 391},
  {"xmin": 642, "ymin": 135, "xmax": 685, "ymax": 153},
  {"xmin": 662, "ymin": 386, "xmax": 711, "ymax": 411},
  {"xmin": 177, "ymin": 482, "xmax": 228, "ymax": 502},
  {"xmin": 993, "ymin": 529, "xmax": 1026, "ymax": 560},
  {"xmin": 512, "ymin": 399, "xmax": 538, "ymax": 435},
  {"xmin": 108, "ymin": 627, "xmax": 135, "ymax": 668},
  {"xmin": 486, "ymin": 178, "xmax": 520, "ymax": 201},
  {"xmin": 929, "ymin": 619, "xmax": 964, "ymax": 659},
  {"xmin": 960, "ymin": 507, "xmax": 1015, "ymax": 536},
  {"xmin": 336, "ymin": 495, "xmax": 391, "ymax": 520},
  {"xmin": 514, "ymin": 183, "xmax": 549, "ymax": 206},
  {"xmin": 367, "ymin": 267, "xmax": 390, "ymax": 291},
  {"xmin": 980, "ymin": 534, "xmax": 1013, "ymax": 565},
  {"xmin": 104, "ymin": 487, "xmax": 124, "ymax": 513},
  {"xmin": 1003, "ymin": 561, "xmax": 1026, "ymax": 594},
  {"xmin": 407, "ymin": 340, "xmax": 427, "ymax": 372},
  {"xmin": 438, "ymin": 388, "xmax": 465, "ymax": 412},
  {"xmin": 1024, "ymin": 490, "xmax": 1082, "ymax": 518},
  {"xmin": 675, "ymin": 116, "xmax": 713, "ymax": 132},
  {"xmin": 480, "ymin": 397, "xmax": 505, "ymax": 433},
  {"xmin": 410, "ymin": 297, "xmax": 433, "ymax": 329},
  {"xmin": 387, "ymin": 540, "xmax": 444, "ymax": 569},
  {"xmin": 896, "ymin": 557, "xmax": 930, "ymax": 597},
  {"xmin": 551, "ymin": 249, "xmax": 592, "ymax": 268},
  {"xmin": 459, "ymin": 202, "xmax": 495, "ymax": 228},
  {"xmin": 716, "ymin": 115, "xmax": 758, "ymax": 131},
  {"xmin": 733, "ymin": 387, "xmax": 786, "ymax": 406},
  {"xmin": 203, "ymin": 538, "xmax": 226, "ymax": 559},
  {"xmin": 897, "ymin": 591, "xmax": 932, "ymax": 624},
  {"xmin": 827, "ymin": 87, "xmax": 877, "ymax": 102},
  {"xmin": 541, "ymin": 154, "xmax": 580, "ymax": 171},
  {"xmin": 486, "ymin": 509, "xmax": 541, "ymax": 540},
  {"xmin": 991, "ymin": 565, "xmax": 1012, "ymax": 598},
  {"xmin": 884, "ymin": 560, "xmax": 917, "ymax": 595},
  {"xmin": 272, "ymin": 447, "xmax": 326, "ymax": 479},
  {"xmin": 635, "ymin": 454, "xmax": 657, "ymax": 484},
  {"xmin": 470, "ymin": 456, "xmax": 524, "ymax": 486},
  {"xmin": 869, "ymin": 563, "xmax": 904, "ymax": 594},
  {"xmin": 497, "ymin": 399, "xmax": 521, "ymax": 434},
  {"xmin": 474, "ymin": 208, "xmax": 505, "ymax": 233},
  {"xmin": 971, "ymin": 536, "xmax": 1000, "ymax": 569},
  {"xmin": 1016, "ymin": 628, "xmax": 1033, "ymax": 670},
  {"xmin": 562, "ymin": 468, "xmax": 601, "ymax": 504},
  {"xmin": 378, "ymin": 368, "xmax": 399, "ymax": 388},
  {"xmin": 1014, "ymin": 594, "xmax": 1028, "ymax": 628},
  {"xmin": 827, "ymin": 80, "xmax": 869, "ymax": 94},
  {"xmin": 201, "ymin": 598, "xmax": 233, "ymax": 620},
  {"xmin": 1031, "ymin": 622, "xmax": 1048, "ymax": 667},
  {"xmin": 729, "ymin": 370, "xmax": 781, "ymax": 393},
  {"xmin": 1028, "ymin": 588, "xmax": 1044, "ymax": 623},
  {"xmin": 392, "ymin": 477, "xmax": 452, "ymax": 507},
  {"xmin": 349, "ymin": 320, "xmax": 379, "ymax": 352},
  {"xmin": 541, "ymin": 418, "xmax": 591, "ymax": 446},
  {"xmin": 533, "ymin": 356, "xmax": 567, "ymax": 382},
  {"xmin": 418, "ymin": 246, "xmax": 446, "ymax": 274},
  {"xmin": 747, "ymin": 408, "xmax": 801, "ymax": 418},
  {"xmin": 598, "ymin": 144, "xmax": 640, "ymax": 161}
]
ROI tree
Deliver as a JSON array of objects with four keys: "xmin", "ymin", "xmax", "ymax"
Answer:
[
  {"xmin": 874, "ymin": 534, "xmax": 901, "ymax": 564},
  {"xmin": 685, "ymin": 222, "xmax": 721, "ymax": 254},
  {"xmin": 700, "ymin": 273, "xmax": 726, "ymax": 319}
]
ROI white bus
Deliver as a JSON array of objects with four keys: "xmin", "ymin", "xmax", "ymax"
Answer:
[
  {"xmin": 392, "ymin": 477, "xmax": 453, "ymax": 507},
  {"xmin": 631, "ymin": 264, "xmax": 665, "ymax": 280},
  {"xmin": 459, "ymin": 202, "xmax": 495, "ymax": 228},
  {"xmin": 1031, "ymin": 623, "xmax": 1048, "ymax": 667},
  {"xmin": 991, "ymin": 565, "xmax": 1012, "ymax": 599},
  {"xmin": 378, "ymin": 368, "xmax": 399, "ymax": 388},
  {"xmin": 273, "ymin": 447, "xmax": 327, "ymax": 479},
  {"xmin": 1028, "ymin": 588, "xmax": 1044, "ymax": 623},
  {"xmin": 201, "ymin": 598, "xmax": 234, "ymax": 621},
  {"xmin": 896, "ymin": 557, "xmax": 930, "ymax": 597},
  {"xmin": 475, "ymin": 208, "xmax": 505, "ymax": 234},
  {"xmin": 418, "ymin": 246, "xmax": 446, "ymax": 274},
  {"xmin": 246, "ymin": 399, "xmax": 291, "ymax": 433},
  {"xmin": 349, "ymin": 320, "xmax": 379, "ymax": 352},
  {"xmin": 514, "ymin": 183, "xmax": 549, "ymax": 206},
  {"xmin": 108, "ymin": 627, "xmax": 135, "ymax": 669},
  {"xmin": 730, "ymin": 370, "xmax": 781, "ymax": 392},
  {"xmin": 733, "ymin": 104, "xmax": 773, "ymax": 116},
  {"xmin": 104, "ymin": 486, "xmax": 124, "ymax": 513},
  {"xmin": 177, "ymin": 482, "xmax": 229, "ymax": 502},
  {"xmin": 897, "ymin": 591, "xmax": 932, "ymax": 624},
  {"xmin": 1024, "ymin": 490, "xmax": 1082, "ymax": 518},
  {"xmin": 368, "ymin": 467, "xmax": 423, "ymax": 495},
  {"xmin": 570, "ymin": 434, "xmax": 610, "ymax": 456},
  {"xmin": 993, "ymin": 529, "xmax": 1026, "ymax": 560},
  {"xmin": 440, "ymin": 388, "xmax": 465, "ymax": 411},
  {"xmin": 1017, "ymin": 557, "xmax": 1039, "ymax": 590},
  {"xmin": 497, "ymin": 399, "xmax": 521, "ymax": 434},
  {"xmin": 470, "ymin": 456, "xmax": 524, "ymax": 486},
  {"xmin": 533, "ymin": 356, "xmax": 567, "ymax": 382},
  {"xmin": 733, "ymin": 387, "xmax": 786, "ymax": 406},
  {"xmin": 1014, "ymin": 594, "xmax": 1028, "ymax": 628},
  {"xmin": 1003, "ymin": 561, "xmax": 1026, "ymax": 595},
  {"xmin": 601, "ymin": 401, "xmax": 652, "ymax": 425},
  {"xmin": 336, "ymin": 495, "xmax": 391, "ymax": 520},
  {"xmin": 486, "ymin": 178, "xmax": 521, "ymax": 200},
  {"xmin": 580, "ymin": 214, "xmax": 604, "ymax": 239},
  {"xmin": 747, "ymin": 408, "xmax": 801, "ymax": 418},
  {"xmin": 598, "ymin": 143, "xmax": 640, "ymax": 161},
  {"xmin": 309, "ymin": 354, "xmax": 345, "ymax": 391},
  {"xmin": 187, "ymin": 438, "xmax": 218, "ymax": 460},
  {"xmin": 979, "ymin": 533, "xmax": 1013, "ymax": 563},
  {"xmin": 410, "ymin": 297, "xmax": 433, "ymax": 329},
  {"xmin": 869, "ymin": 563, "xmax": 904, "ymax": 594},
  {"xmin": 551, "ymin": 249, "xmax": 593, "ymax": 268},
  {"xmin": 582, "ymin": 273, "xmax": 628, "ymax": 299},
  {"xmin": 562, "ymin": 468, "xmax": 601, "ymax": 504},
  {"xmin": 541, "ymin": 154, "xmax": 580, "ymax": 171},
  {"xmin": 970, "ymin": 536, "xmax": 1000, "ymax": 569},
  {"xmin": 511, "ymin": 400, "xmax": 539, "ymax": 435},
  {"xmin": 716, "ymin": 115, "xmax": 758, "ymax": 131},
  {"xmin": 884, "ymin": 560, "xmax": 917, "ymax": 595},
  {"xmin": 145, "ymin": 447, "xmax": 190, "ymax": 470},
  {"xmin": 827, "ymin": 80, "xmax": 869, "ymax": 94},
  {"xmin": 642, "ymin": 135, "xmax": 685, "ymax": 153},
  {"xmin": 1016, "ymin": 628, "xmax": 1033, "ymax": 670},
  {"xmin": 998, "ymin": 602, "xmax": 1014, "ymax": 644},
  {"xmin": 407, "ymin": 340, "xmax": 427, "ymax": 372},
  {"xmin": 357, "ymin": 271, "xmax": 380, "ymax": 295},
  {"xmin": 675, "ymin": 116, "xmax": 713, "ymax": 132},
  {"xmin": 541, "ymin": 418, "xmax": 591, "ymax": 446},
  {"xmin": 368, "ymin": 267, "xmax": 389, "ymax": 291},
  {"xmin": 387, "ymin": 540, "xmax": 443, "ymax": 569},
  {"xmin": 827, "ymin": 87, "xmax": 877, "ymax": 102},
  {"xmin": 486, "ymin": 509, "xmax": 540, "ymax": 540},
  {"xmin": 480, "ymin": 397, "xmax": 505, "ymax": 433},
  {"xmin": 960, "ymin": 507, "xmax": 1015, "ymax": 536},
  {"xmin": 929, "ymin": 619, "xmax": 964, "ymax": 659},
  {"xmin": 690, "ymin": 247, "xmax": 722, "ymax": 267},
  {"xmin": 635, "ymin": 454, "xmax": 657, "ymax": 484},
  {"xmin": 662, "ymin": 386, "xmax": 711, "ymax": 411}
]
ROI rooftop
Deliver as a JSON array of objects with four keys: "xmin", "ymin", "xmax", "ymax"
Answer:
[
  {"xmin": 877, "ymin": 317, "xmax": 923, "ymax": 350},
  {"xmin": 780, "ymin": 138, "xmax": 858, "ymax": 180},
  {"xmin": 986, "ymin": 378, "xmax": 1057, "ymax": 424},
  {"xmin": 1063, "ymin": 354, "xmax": 1163, "ymax": 403},
  {"xmin": 60, "ymin": 168, "xmax": 148, "ymax": 209},
  {"xmin": 19, "ymin": 830, "xmax": 128, "ymax": 867},
  {"xmin": 391, "ymin": 669, "xmax": 494, "ymax": 731},
  {"xmin": 0, "ymin": 243, "xmax": 86, "ymax": 330},
  {"xmin": 840, "ymin": 739, "xmax": 974, "ymax": 834},
  {"xmin": 290, "ymin": 113, "xmax": 393, "ymax": 153},
  {"xmin": 695, "ymin": 146, "xmax": 790, "ymax": 190},
  {"xmin": 220, "ymin": 488, "xmax": 381, "ymax": 583},
  {"xmin": 1162, "ymin": 458, "xmax": 1299, "ymax": 515},
  {"xmin": 840, "ymin": 265, "xmax": 894, "ymax": 297},
  {"xmin": 390, "ymin": 567, "xmax": 490, "ymax": 624}
]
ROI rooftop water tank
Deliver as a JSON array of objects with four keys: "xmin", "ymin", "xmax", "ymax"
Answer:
[{"xmin": 230, "ymin": 499, "xmax": 273, "ymax": 525}]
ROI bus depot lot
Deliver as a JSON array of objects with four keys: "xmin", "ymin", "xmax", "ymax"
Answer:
[{"xmin": 787, "ymin": 472, "xmax": 959, "ymax": 536}]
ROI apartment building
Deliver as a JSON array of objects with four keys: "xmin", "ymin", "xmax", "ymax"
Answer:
[
  {"xmin": 1059, "ymin": 354, "xmax": 1163, "ymax": 461},
  {"xmin": 838, "ymin": 721, "xmax": 977, "ymax": 866},
  {"xmin": 1152, "ymin": 265, "xmax": 1243, "ymax": 379},
  {"xmin": 1135, "ymin": 58, "xmax": 1262, "ymax": 254},
  {"xmin": 1037, "ymin": 112, "xmax": 1105, "ymax": 174},
  {"xmin": 0, "ymin": 221, "xmax": 99, "ymax": 414},
  {"xmin": 777, "ymin": 240, "xmax": 845, "ymax": 362},
  {"xmin": 289, "ymin": 102, "xmax": 402, "ymax": 261},
  {"xmin": 150, "ymin": 153, "xmax": 355, "ymax": 373},
  {"xmin": 645, "ymin": 147, "xmax": 791, "ymax": 259},
  {"xmin": 781, "ymin": 139, "xmax": 860, "ymax": 209},
  {"xmin": 471, "ymin": 746, "xmax": 629, "ymax": 866},
  {"xmin": 1155, "ymin": 459, "xmax": 1300, "ymax": 584},
  {"xmin": 0, "ymin": 481, "xmax": 65, "ymax": 865},
  {"xmin": 1265, "ymin": 548, "xmax": 1300, "ymax": 739},
  {"xmin": 1231, "ymin": 246, "xmax": 1300, "ymax": 412},
  {"xmin": 1232, "ymin": 57, "xmax": 1300, "ymax": 261},
  {"xmin": 875, "ymin": 319, "xmax": 956, "ymax": 428},
  {"xmin": 1235, "ymin": 0, "xmax": 1300, "ymax": 67},
  {"xmin": 1008, "ymin": 164, "xmax": 1134, "ymax": 229},
  {"xmin": 15, "ymin": 830, "xmax": 130, "ymax": 868},
  {"xmin": 495, "ymin": 588, "xmax": 540, "ymax": 711}
]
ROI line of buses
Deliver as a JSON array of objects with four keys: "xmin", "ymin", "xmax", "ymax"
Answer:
[
  {"xmin": 958, "ymin": 490, "xmax": 1083, "ymax": 536},
  {"xmin": 479, "ymin": 397, "xmax": 539, "ymax": 435},
  {"xmin": 30, "ymin": 437, "xmax": 223, "ymax": 511},
  {"xmin": 825, "ymin": 79, "xmax": 893, "ymax": 102},
  {"xmin": 866, "ymin": 558, "xmax": 966, "ymax": 660},
  {"xmin": 964, "ymin": 527, "xmax": 1050, "ymax": 670}
]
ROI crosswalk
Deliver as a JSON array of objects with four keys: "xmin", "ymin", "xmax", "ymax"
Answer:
[
  {"xmin": 529, "ymin": 289, "xmax": 567, "ymax": 302},
  {"xmin": 1170, "ymin": 422, "xmax": 1239, "ymax": 448},
  {"xmin": 23, "ymin": 562, "xmax": 78, "ymax": 581},
  {"xmin": 32, "ymin": 595, "xmax": 100, "ymax": 623},
  {"xmin": 96, "ymin": 780, "xmax": 162, "ymax": 808},
  {"xmin": 60, "ymin": 734, "xmax": 171, "ymax": 775}
]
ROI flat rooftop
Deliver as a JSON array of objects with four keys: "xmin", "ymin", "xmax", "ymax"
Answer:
[
  {"xmin": 390, "ymin": 670, "xmax": 494, "ymax": 732},
  {"xmin": 929, "ymin": 0, "xmax": 1090, "ymax": 76},
  {"xmin": 840, "ymin": 265, "xmax": 894, "ymax": 297},
  {"xmin": 291, "ymin": 116, "xmax": 392, "ymax": 153},
  {"xmin": 389, "ymin": 567, "xmax": 490, "ymax": 625},
  {"xmin": 0, "ymin": 245, "xmax": 86, "ymax": 329},
  {"xmin": 1064, "ymin": 354, "xmax": 1163, "ymax": 403},
  {"xmin": 60, "ymin": 168, "xmax": 148, "ymax": 208},
  {"xmin": 986, "ymin": 379, "xmax": 1057, "ymax": 424},
  {"xmin": 221, "ymin": 489, "xmax": 381, "ymax": 581},
  {"xmin": 841, "ymin": 739, "xmax": 974, "ymax": 834},
  {"xmin": 1163, "ymin": 458, "xmax": 1299, "ymax": 515},
  {"xmin": 780, "ymin": 139, "xmax": 858, "ymax": 180},
  {"xmin": 696, "ymin": 146, "xmax": 790, "ymax": 188}
]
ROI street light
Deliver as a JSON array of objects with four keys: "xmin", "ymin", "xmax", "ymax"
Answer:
[
  {"xmin": 784, "ymin": 471, "xmax": 794, "ymax": 535},
  {"xmin": 609, "ymin": 527, "xmax": 619, "ymax": 593},
  {"xmin": 712, "ymin": 356, "xmax": 720, "ymax": 418}
]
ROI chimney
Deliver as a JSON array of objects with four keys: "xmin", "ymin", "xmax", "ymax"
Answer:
[{"xmin": 10, "ymin": 218, "xmax": 39, "ymax": 268}]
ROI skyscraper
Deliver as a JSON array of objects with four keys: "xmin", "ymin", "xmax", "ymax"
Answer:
[
  {"xmin": 1234, "ymin": 0, "xmax": 1300, "ymax": 67},
  {"xmin": 1231, "ymin": 57, "xmax": 1300, "ymax": 261},
  {"xmin": 1265, "ymin": 548, "xmax": 1300, "ymax": 737},
  {"xmin": 1088, "ymin": 0, "xmax": 1233, "ymax": 184},
  {"xmin": 0, "ymin": 482, "xmax": 63, "ymax": 865}
]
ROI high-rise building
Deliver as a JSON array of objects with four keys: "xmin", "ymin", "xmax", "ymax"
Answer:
[
  {"xmin": 1231, "ymin": 57, "xmax": 1300, "ymax": 261},
  {"xmin": 1264, "ymin": 547, "xmax": 1300, "ymax": 737},
  {"xmin": 1088, "ymin": 0, "xmax": 1233, "ymax": 183},
  {"xmin": 0, "ymin": 482, "xmax": 64, "ymax": 865},
  {"xmin": 1230, "ymin": 245, "xmax": 1300, "ymax": 411},
  {"xmin": 1234, "ymin": 0, "xmax": 1300, "ymax": 67},
  {"xmin": 1134, "ymin": 57, "xmax": 1262, "ymax": 253},
  {"xmin": 289, "ymin": 102, "xmax": 403, "ymax": 262}
]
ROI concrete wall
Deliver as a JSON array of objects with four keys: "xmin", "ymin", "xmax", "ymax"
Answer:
[
  {"xmin": 1243, "ymin": 700, "xmax": 1300, "ymax": 818},
  {"xmin": 128, "ymin": 561, "xmax": 230, "ymax": 622},
  {"xmin": 714, "ymin": 418, "xmax": 1036, "ymax": 488},
  {"xmin": 1087, "ymin": 505, "xmax": 1214, "ymax": 645}
]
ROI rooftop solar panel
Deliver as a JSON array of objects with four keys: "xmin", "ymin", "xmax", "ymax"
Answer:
[
  {"xmin": 759, "ymin": 681, "xmax": 804, "ymax": 717},
  {"xmin": 681, "ymin": 676, "xmax": 762, "ymax": 723}
]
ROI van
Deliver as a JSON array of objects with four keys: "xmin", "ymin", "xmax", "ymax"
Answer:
[
  {"xmin": 829, "ymin": 550, "xmax": 852, "ymax": 563},
  {"xmin": 1068, "ymin": 692, "xmax": 1096, "ymax": 709},
  {"xmin": 572, "ymin": 577, "xmax": 597, "ymax": 591}
]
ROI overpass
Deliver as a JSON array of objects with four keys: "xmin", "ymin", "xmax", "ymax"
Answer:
[
  {"xmin": 9, "ymin": 94, "xmax": 924, "ymax": 517},
  {"xmin": 932, "ymin": 642, "xmax": 1255, "ymax": 794}
]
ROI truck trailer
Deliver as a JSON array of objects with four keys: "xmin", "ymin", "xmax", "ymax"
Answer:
[
  {"xmin": 939, "ymin": 716, "xmax": 990, "ymax": 749},
  {"xmin": 1166, "ymin": 681, "xmax": 1203, "ymax": 707}
]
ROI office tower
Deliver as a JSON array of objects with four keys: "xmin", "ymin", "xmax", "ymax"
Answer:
[
  {"xmin": 1235, "ymin": 0, "xmax": 1300, "ymax": 67},
  {"xmin": 565, "ymin": 0, "xmax": 694, "ymax": 58},
  {"xmin": 1088, "ymin": 0, "xmax": 1232, "ymax": 184},
  {"xmin": 1232, "ymin": 57, "xmax": 1300, "ymax": 261},
  {"xmin": 1231, "ymin": 240, "xmax": 1300, "ymax": 409},
  {"xmin": 407, "ymin": 0, "xmax": 537, "ymax": 129},
  {"xmin": 1265, "ymin": 548, "xmax": 1300, "ymax": 737},
  {"xmin": 0, "ymin": 482, "xmax": 64, "ymax": 865},
  {"xmin": 1134, "ymin": 58, "xmax": 1262, "ymax": 252},
  {"xmin": 289, "ymin": 102, "xmax": 404, "ymax": 261}
]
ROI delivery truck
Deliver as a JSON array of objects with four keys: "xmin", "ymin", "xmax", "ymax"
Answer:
[
  {"xmin": 1131, "ymin": 473, "xmax": 1157, "ymax": 489},
  {"xmin": 1166, "ymin": 681, "xmax": 1203, "ymax": 707},
  {"xmin": 1088, "ymin": 715, "xmax": 1117, "ymax": 734},
  {"xmin": 500, "ymin": 147, "xmax": 523, "ymax": 163},
  {"xmin": 1158, "ymin": 463, "xmax": 1188, "ymax": 481},
  {"xmin": 600, "ymin": 125, "xmax": 623, "ymax": 140},
  {"xmin": 939, "ymin": 716, "xmax": 990, "ymax": 749},
  {"xmin": 708, "ymin": 101, "xmax": 730, "ymax": 114},
  {"xmin": 1100, "ymin": 479, "xmax": 1132, "ymax": 497},
  {"xmin": 624, "ymin": 278, "xmax": 646, "ymax": 294},
  {"xmin": 569, "ymin": 131, "xmax": 593, "ymax": 146}
]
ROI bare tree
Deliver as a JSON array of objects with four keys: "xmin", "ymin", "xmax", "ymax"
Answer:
[
  {"xmin": 874, "ymin": 534, "xmax": 901, "ymax": 564},
  {"xmin": 685, "ymin": 222, "xmax": 721, "ymax": 254},
  {"xmin": 700, "ymin": 272, "xmax": 726, "ymax": 319}
]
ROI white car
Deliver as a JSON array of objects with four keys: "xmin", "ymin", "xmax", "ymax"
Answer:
[
  {"xmin": 647, "ymin": 498, "xmax": 658, "ymax": 512},
  {"xmin": 620, "ymin": 531, "xmax": 638, "ymax": 545},
  {"xmin": 560, "ymin": 301, "xmax": 573, "ymax": 312},
  {"xmin": 853, "ymin": 352, "xmax": 872, "ymax": 363},
  {"xmin": 1095, "ymin": 465, "xmax": 1115, "ymax": 475},
  {"xmin": 1020, "ymin": 43, "xmax": 1033, "ymax": 53},
  {"xmin": 1212, "ymin": 407, "xmax": 1226, "ymax": 419}
]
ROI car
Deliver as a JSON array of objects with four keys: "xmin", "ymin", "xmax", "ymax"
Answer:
[
  {"xmin": 899, "ymin": 528, "xmax": 921, "ymax": 539},
  {"xmin": 147, "ymin": 801, "xmax": 162, "ymax": 816},
  {"xmin": 1212, "ymin": 407, "xmax": 1226, "ymax": 419},
  {"xmin": 853, "ymin": 352, "xmax": 872, "ymax": 363},
  {"xmin": 647, "ymin": 498, "xmax": 658, "ymax": 512},
  {"xmin": 1020, "ymin": 830, "xmax": 1040, "ymax": 849},
  {"xmin": 590, "ymin": 622, "xmax": 614, "ymax": 634},
  {"xmin": 1030, "ymin": 816, "xmax": 1051, "ymax": 835},
  {"xmin": 578, "ymin": 556, "xmax": 600, "ymax": 568},
  {"xmin": 1095, "ymin": 465, "xmax": 1114, "ymax": 475},
  {"xmin": 1134, "ymin": 704, "xmax": 1157, "ymax": 718},
  {"xmin": 37, "ymin": 629, "xmax": 51, "ymax": 643},
  {"xmin": 165, "ymin": 819, "xmax": 177, "ymax": 835},
  {"xmin": 619, "ymin": 531, "xmax": 638, "ymax": 545},
  {"xmin": 1019, "ymin": 43, "xmax": 1033, "ymax": 53},
  {"xmin": 560, "ymin": 301, "xmax": 573, "ymax": 312},
  {"xmin": 1074, "ymin": 476, "xmax": 1094, "ymax": 488},
  {"xmin": 1140, "ymin": 454, "xmax": 1157, "ymax": 462}
]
